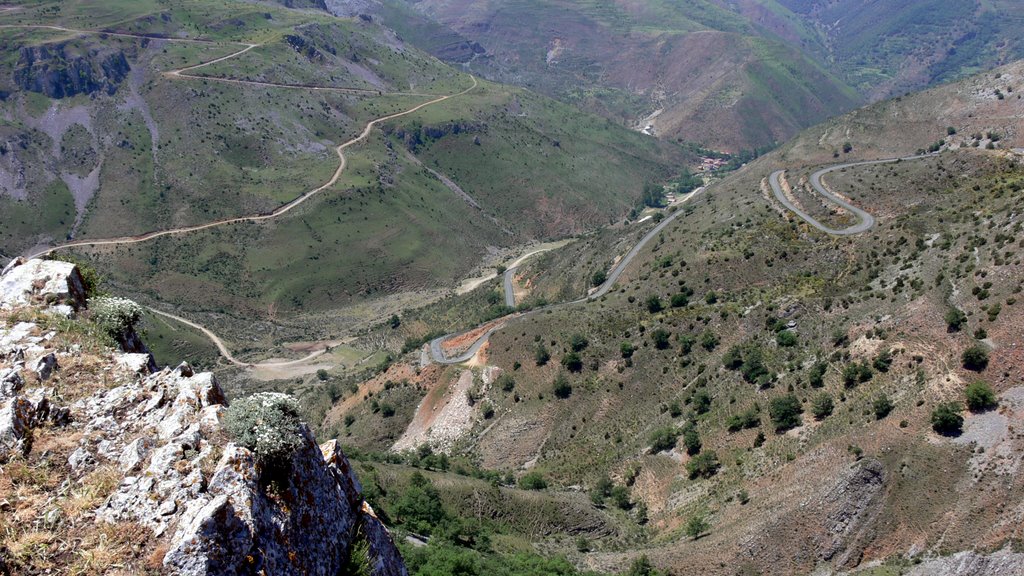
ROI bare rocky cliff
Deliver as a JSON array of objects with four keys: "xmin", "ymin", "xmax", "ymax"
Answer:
[{"xmin": 0, "ymin": 258, "xmax": 407, "ymax": 575}]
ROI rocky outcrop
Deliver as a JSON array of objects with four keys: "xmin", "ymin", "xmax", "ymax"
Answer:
[
  {"xmin": 0, "ymin": 258, "xmax": 87, "ymax": 312},
  {"xmin": 0, "ymin": 261, "xmax": 408, "ymax": 575},
  {"xmin": 14, "ymin": 42, "xmax": 130, "ymax": 99},
  {"xmin": 817, "ymin": 458, "xmax": 886, "ymax": 568},
  {"xmin": 386, "ymin": 121, "xmax": 485, "ymax": 152}
]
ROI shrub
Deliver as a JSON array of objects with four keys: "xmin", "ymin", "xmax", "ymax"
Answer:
[
  {"xmin": 811, "ymin": 393, "xmax": 833, "ymax": 420},
  {"xmin": 843, "ymin": 362, "xmax": 873, "ymax": 387},
  {"xmin": 569, "ymin": 333, "xmax": 589, "ymax": 352},
  {"xmin": 769, "ymin": 394, "xmax": 802, "ymax": 432},
  {"xmin": 561, "ymin": 351, "xmax": 583, "ymax": 372},
  {"xmin": 776, "ymin": 330, "xmax": 797, "ymax": 347},
  {"xmin": 931, "ymin": 402, "xmax": 964, "ymax": 436},
  {"xmin": 591, "ymin": 270, "xmax": 607, "ymax": 287},
  {"xmin": 685, "ymin": 514, "xmax": 708, "ymax": 539},
  {"xmin": 650, "ymin": 328, "xmax": 671, "ymax": 350},
  {"xmin": 945, "ymin": 308, "xmax": 967, "ymax": 332},
  {"xmin": 700, "ymin": 330, "xmax": 719, "ymax": 351},
  {"xmin": 518, "ymin": 471, "xmax": 547, "ymax": 490},
  {"xmin": 873, "ymin": 393, "xmax": 893, "ymax": 420},
  {"xmin": 961, "ymin": 345, "xmax": 989, "ymax": 371},
  {"xmin": 692, "ymin": 390, "xmax": 712, "ymax": 415},
  {"xmin": 686, "ymin": 451, "xmax": 720, "ymax": 479},
  {"xmin": 645, "ymin": 295, "xmax": 663, "ymax": 313},
  {"xmin": 496, "ymin": 373, "xmax": 516, "ymax": 392},
  {"xmin": 965, "ymin": 381, "xmax": 998, "ymax": 411},
  {"xmin": 610, "ymin": 485, "xmax": 632, "ymax": 510},
  {"xmin": 535, "ymin": 343, "xmax": 550, "ymax": 366},
  {"xmin": 872, "ymin": 349, "xmax": 893, "ymax": 373},
  {"xmin": 552, "ymin": 373, "xmax": 572, "ymax": 398},
  {"xmin": 224, "ymin": 393, "xmax": 304, "ymax": 468},
  {"xmin": 722, "ymin": 345, "xmax": 744, "ymax": 370},
  {"xmin": 683, "ymin": 428, "xmax": 701, "ymax": 455},
  {"xmin": 648, "ymin": 426, "xmax": 680, "ymax": 453},
  {"xmin": 670, "ymin": 293, "xmax": 689, "ymax": 308},
  {"xmin": 726, "ymin": 407, "xmax": 760, "ymax": 432},
  {"xmin": 620, "ymin": 341, "xmax": 635, "ymax": 358},
  {"xmin": 393, "ymin": 472, "xmax": 446, "ymax": 534},
  {"xmin": 91, "ymin": 296, "xmax": 143, "ymax": 338},
  {"xmin": 808, "ymin": 362, "xmax": 827, "ymax": 388}
]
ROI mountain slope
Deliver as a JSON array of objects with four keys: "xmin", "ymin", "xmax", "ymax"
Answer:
[{"xmin": 331, "ymin": 60, "xmax": 1024, "ymax": 575}]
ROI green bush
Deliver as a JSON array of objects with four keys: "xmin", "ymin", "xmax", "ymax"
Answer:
[
  {"xmin": 811, "ymin": 393, "xmax": 833, "ymax": 420},
  {"xmin": 945, "ymin": 308, "xmax": 967, "ymax": 332},
  {"xmin": 808, "ymin": 362, "xmax": 827, "ymax": 388},
  {"xmin": 842, "ymin": 362, "xmax": 873, "ymax": 388},
  {"xmin": 535, "ymin": 343, "xmax": 550, "ymax": 366},
  {"xmin": 518, "ymin": 471, "xmax": 547, "ymax": 490},
  {"xmin": 683, "ymin": 428, "xmax": 701, "ymax": 456},
  {"xmin": 648, "ymin": 426, "xmax": 680, "ymax": 453},
  {"xmin": 726, "ymin": 407, "xmax": 760, "ymax": 432},
  {"xmin": 620, "ymin": 341, "xmax": 635, "ymax": 358},
  {"xmin": 552, "ymin": 373, "xmax": 572, "ymax": 398},
  {"xmin": 650, "ymin": 329, "xmax": 671, "ymax": 350},
  {"xmin": 568, "ymin": 334, "xmax": 589, "ymax": 352},
  {"xmin": 645, "ymin": 295, "xmax": 663, "ymax": 313},
  {"xmin": 961, "ymin": 345, "xmax": 989, "ymax": 371},
  {"xmin": 769, "ymin": 394, "xmax": 802, "ymax": 432},
  {"xmin": 692, "ymin": 390, "xmax": 712, "ymax": 415},
  {"xmin": 685, "ymin": 514, "xmax": 708, "ymax": 539},
  {"xmin": 872, "ymin": 349, "xmax": 893, "ymax": 373},
  {"xmin": 686, "ymin": 451, "xmax": 720, "ymax": 479},
  {"xmin": 224, "ymin": 392, "xmax": 304, "ymax": 467},
  {"xmin": 700, "ymin": 330, "xmax": 719, "ymax": 351},
  {"xmin": 965, "ymin": 381, "xmax": 998, "ymax": 411},
  {"xmin": 591, "ymin": 270, "xmax": 607, "ymax": 287},
  {"xmin": 931, "ymin": 402, "xmax": 963, "ymax": 436},
  {"xmin": 775, "ymin": 330, "xmax": 797, "ymax": 347},
  {"xmin": 670, "ymin": 293, "xmax": 689, "ymax": 308},
  {"xmin": 90, "ymin": 296, "xmax": 143, "ymax": 338},
  {"xmin": 873, "ymin": 393, "xmax": 893, "ymax": 420},
  {"xmin": 561, "ymin": 351, "xmax": 583, "ymax": 372}
]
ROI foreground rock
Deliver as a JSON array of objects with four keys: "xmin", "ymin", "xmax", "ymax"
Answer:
[{"xmin": 0, "ymin": 259, "xmax": 407, "ymax": 575}]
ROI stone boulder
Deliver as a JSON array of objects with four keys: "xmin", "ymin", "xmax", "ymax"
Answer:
[{"xmin": 0, "ymin": 259, "xmax": 87, "ymax": 311}]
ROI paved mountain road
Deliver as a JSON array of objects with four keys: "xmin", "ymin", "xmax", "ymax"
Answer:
[
  {"xmin": 769, "ymin": 155, "xmax": 932, "ymax": 235},
  {"xmin": 430, "ymin": 187, "xmax": 708, "ymax": 364}
]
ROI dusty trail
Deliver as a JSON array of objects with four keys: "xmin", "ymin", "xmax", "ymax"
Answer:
[{"xmin": 3, "ymin": 22, "xmax": 477, "ymax": 367}]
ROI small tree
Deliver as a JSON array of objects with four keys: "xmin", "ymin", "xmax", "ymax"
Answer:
[
  {"xmin": 683, "ymin": 428, "xmax": 701, "ymax": 456},
  {"xmin": 670, "ymin": 293, "xmax": 689, "ymax": 308},
  {"xmin": 552, "ymin": 373, "xmax": 572, "ymax": 398},
  {"xmin": 700, "ymin": 330, "xmax": 719, "ymax": 351},
  {"xmin": 945, "ymin": 308, "xmax": 967, "ymax": 332},
  {"xmin": 931, "ymin": 402, "xmax": 963, "ymax": 436},
  {"xmin": 686, "ymin": 451, "xmax": 720, "ymax": 479},
  {"xmin": 650, "ymin": 328, "xmax": 671, "ymax": 350},
  {"xmin": 518, "ymin": 471, "xmax": 547, "ymax": 490},
  {"xmin": 591, "ymin": 270, "xmax": 607, "ymax": 287},
  {"xmin": 961, "ymin": 345, "xmax": 989, "ymax": 371},
  {"xmin": 811, "ymin": 393, "xmax": 834, "ymax": 420},
  {"xmin": 569, "ymin": 333, "xmax": 590, "ymax": 352},
  {"xmin": 769, "ymin": 394, "xmax": 803, "ymax": 432},
  {"xmin": 535, "ymin": 343, "xmax": 551, "ymax": 366},
  {"xmin": 620, "ymin": 341, "xmax": 635, "ymax": 358},
  {"xmin": 692, "ymin": 390, "xmax": 712, "ymax": 415},
  {"xmin": 645, "ymin": 295, "xmax": 663, "ymax": 313},
  {"xmin": 388, "ymin": 314, "xmax": 401, "ymax": 329},
  {"xmin": 873, "ymin": 393, "xmax": 893, "ymax": 420},
  {"xmin": 776, "ymin": 330, "xmax": 797, "ymax": 347},
  {"xmin": 965, "ymin": 381, "xmax": 998, "ymax": 412},
  {"xmin": 561, "ymin": 351, "xmax": 583, "ymax": 372},
  {"xmin": 224, "ymin": 393, "xmax": 304, "ymax": 469},
  {"xmin": 648, "ymin": 426, "xmax": 680, "ymax": 453},
  {"xmin": 808, "ymin": 362, "xmax": 827, "ymax": 388},
  {"xmin": 872, "ymin": 349, "xmax": 893, "ymax": 373},
  {"xmin": 685, "ymin": 514, "xmax": 708, "ymax": 539}
]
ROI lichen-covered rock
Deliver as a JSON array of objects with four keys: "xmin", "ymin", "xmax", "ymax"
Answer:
[
  {"xmin": 32, "ymin": 352, "xmax": 58, "ymax": 381},
  {"xmin": 0, "ymin": 396, "xmax": 33, "ymax": 460},
  {"xmin": 0, "ymin": 259, "xmax": 87, "ymax": 311}
]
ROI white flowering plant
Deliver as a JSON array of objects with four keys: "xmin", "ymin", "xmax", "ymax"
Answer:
[
  {"xmin": 90, "ymin": 296, "xmax": 143, "ymax": 337},
  {"xmin": 224, "ymin": 392, "xmax": 304, "ymax": 468}
]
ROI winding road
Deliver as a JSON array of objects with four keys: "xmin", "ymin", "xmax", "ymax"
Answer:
[
  {"xmin": 768, "ymin": 155, "xmax": 931, "ymax": 235},
  {"xmin": 3, "ymin": 23, "xmax": 477, "ymax": 367},
  {"xmin": 429, "ymin": 187, "xmax": 707, "ymax": 364}
]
